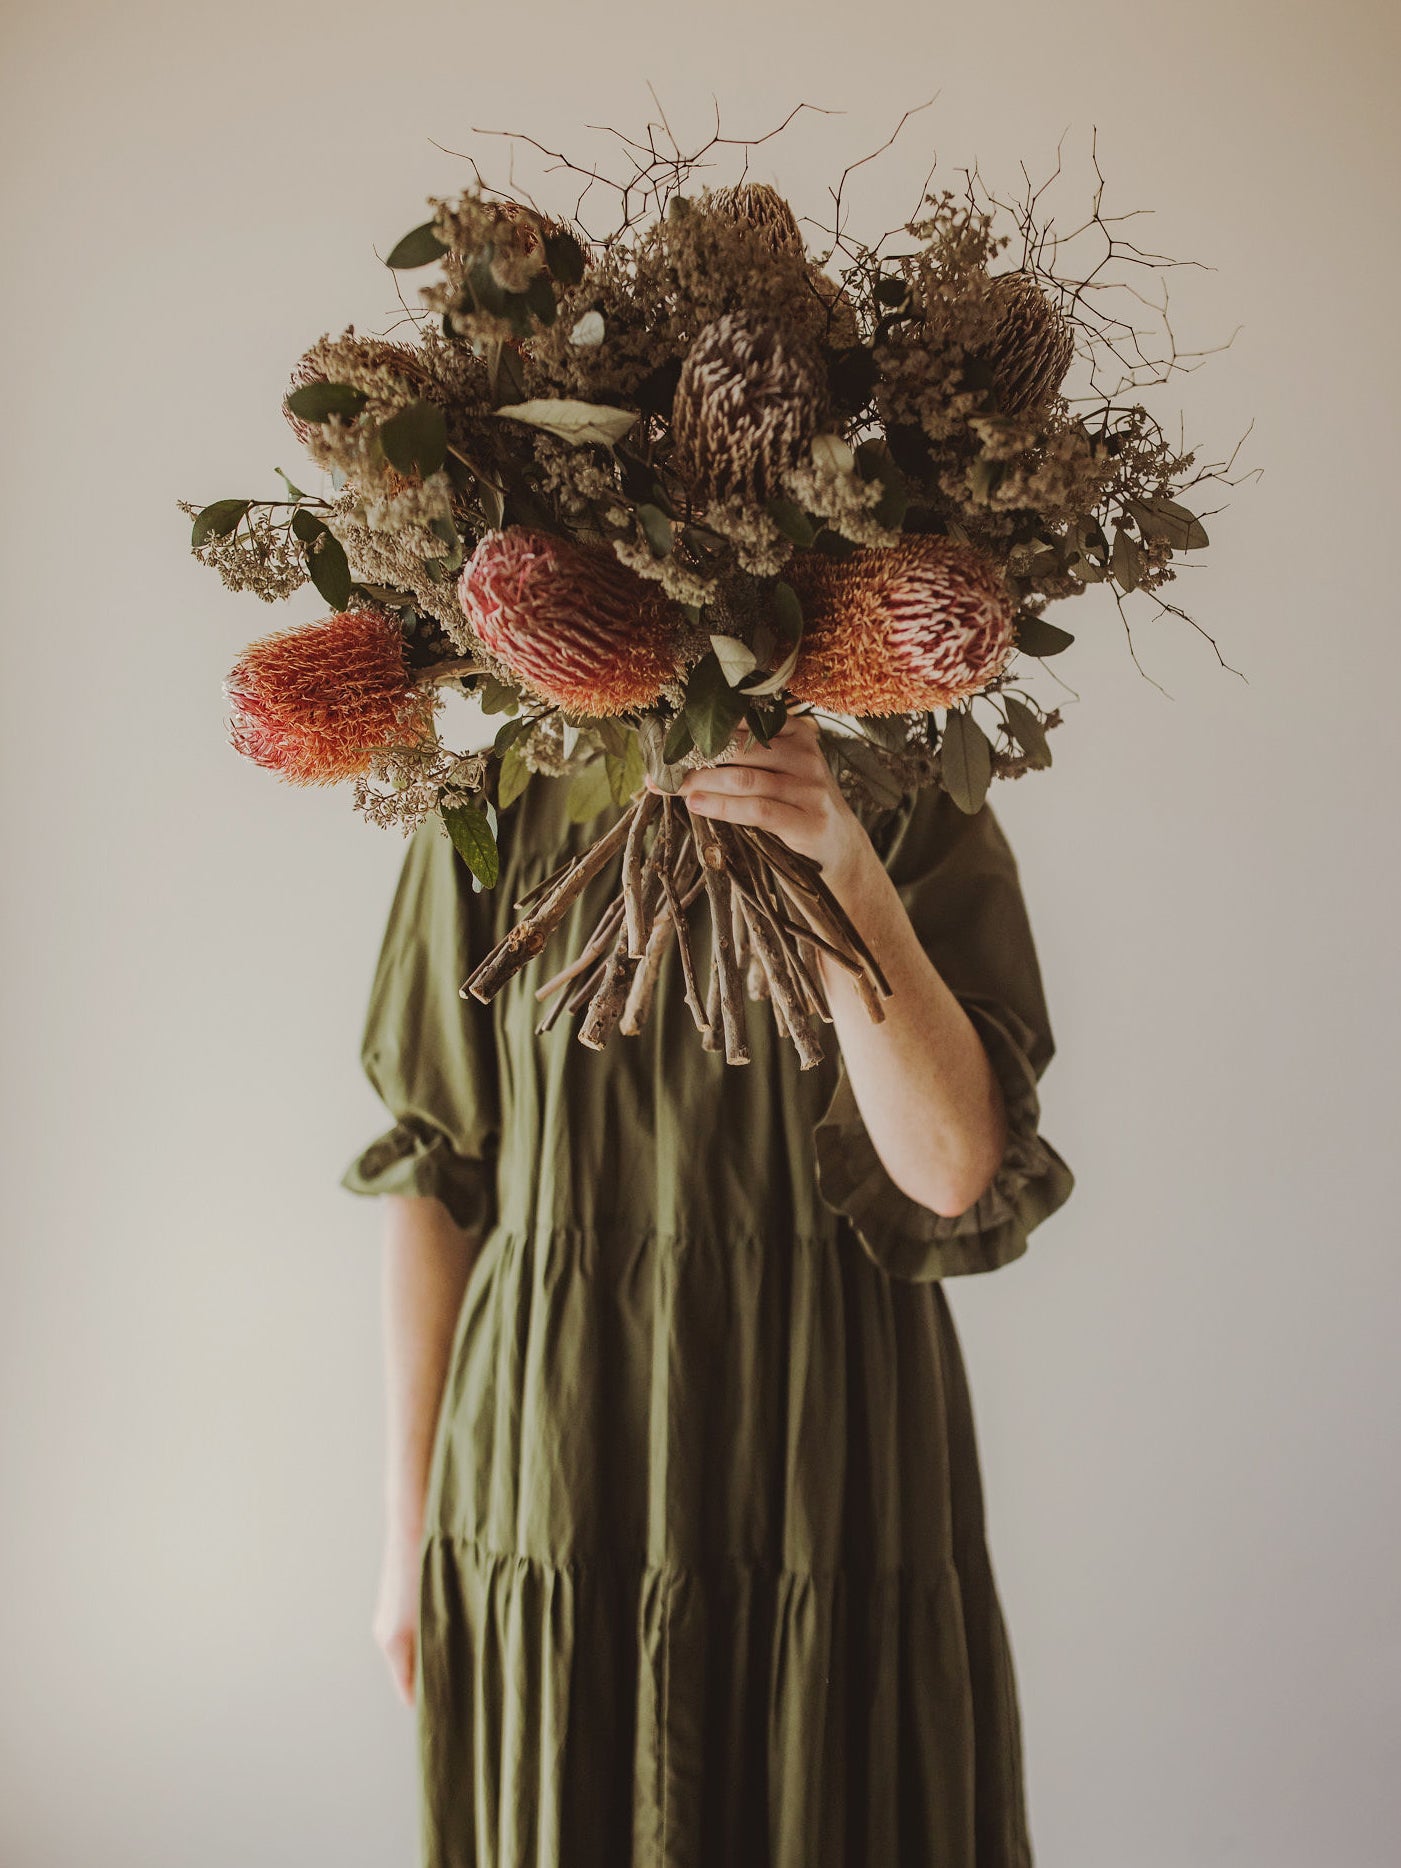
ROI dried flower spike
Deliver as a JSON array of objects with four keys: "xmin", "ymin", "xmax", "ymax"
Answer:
[
  {"xmin": 985, "ymin": 271, "xmax": 1076, "ymax": 416},
  {"xmin": 459, "ymin": 528, "xmax": 683, "ymax": 716},
  {"xmin": 225, "ymin": 608, "xmax": 434, "ymax": 784},
  {"xmin": 785, "ymin": 535, "xmax": 1016, "ymax": 713},
  {"xmin": 707, "ymin": 182, "xmax": 805, "ymax": 257},
  {"xmin": 671, "ymin": 311, "xmax": 828, "ymax": 508}
]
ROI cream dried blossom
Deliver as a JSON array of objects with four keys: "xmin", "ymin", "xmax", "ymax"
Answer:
[
  {"xmin": 351, "ymin": 731, "xmax": 489, "ymax": 836},
  {"xmin": 609, "ymin": 531, "xmax": 719, "ymax": 610},
  {"xmin": 178, "ymin": 501, "xmax": 308, "ymax": 602},
  {"xmin": 779, "ymin": 434, "xmax": 904, "ymax": 549},
  {"xmin": 325, "ymin": 490, "xmax": 473, "ymax": 646}
]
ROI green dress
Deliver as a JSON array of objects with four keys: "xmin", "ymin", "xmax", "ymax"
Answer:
[{"xmin": 340, "ymin": 767, "xmax": 1075, "ymax": 1868}]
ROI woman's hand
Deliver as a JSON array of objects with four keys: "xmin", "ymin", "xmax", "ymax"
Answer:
[
  {"xmin": 372, "ymin": 1520, "xmax": 422, "ymax": 1708},
  {"xmin": 644, "ymin": 712, "xmax": 882, "ymax": 910}
]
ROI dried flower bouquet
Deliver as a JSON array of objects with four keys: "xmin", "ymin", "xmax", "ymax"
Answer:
[{"xmin": 181, "ymin": 106, "xmax": 1249, "ymax": 1066}]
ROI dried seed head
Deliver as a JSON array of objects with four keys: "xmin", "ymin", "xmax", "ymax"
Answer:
[
  {"xmin": 985, "ymin": 272, "xmax": 1075, "ymax": 416},
  {"xmin": 458, "ymin": 528, "xmax": 683, "ymax": 716},
  {"xmin": 282, "ymin": 331, "xmax": 426, "ymax": 448},
  {"xmin": 785, "ymin": 535, "xmax": 1016, "ymax": 713},
  {"xmin": 671, "ymin": 311, "xmax": 828, "ymax": 507},
  {"xmin": 706, "ymin": 182, "xmax": 805, "ymax": 258},
  {"xmin": 224, "ymin": 608, "xmax": 434, "ymax": 784}
]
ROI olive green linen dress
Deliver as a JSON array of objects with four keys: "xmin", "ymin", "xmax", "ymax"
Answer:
[{"xmin": 340, "ymin": 766, "xmax": 1074, "ymax": 1868}]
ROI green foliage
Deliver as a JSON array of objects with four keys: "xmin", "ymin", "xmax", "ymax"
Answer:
[
  {"xmin": 385, "ymin": 222, "xmax": 449, "ymax": 269},
  {"xmin": 940, "ymin": 709, "xmax": 993, "ymax": 813},
  {"xmin": 380, "ymin": 400, "xmax": 447, "ymax": 478},
  {"xmin": 284, "ymin": 382, "xmax": 368, "ymax": 422},
  {"xmin": 190, "ymin": 500, "xmax": 249, "ymax": 546},
  {"xmin": 440, "ymin": 801, "xmax": 499, "ymax": 886},
  {"xmin": 682, "ymin": 651, "xmax": 746, "ymax": 758}
]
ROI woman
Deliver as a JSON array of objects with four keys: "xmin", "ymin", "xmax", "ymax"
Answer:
[{"xmin": 342, "ymin": 711, "xmax": 1075, "ymax": 1868}]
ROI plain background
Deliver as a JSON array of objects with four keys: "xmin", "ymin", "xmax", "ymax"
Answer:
[{"xmin": 2, "ymin": 2, "xmax": 1398, "ymax": 1863}]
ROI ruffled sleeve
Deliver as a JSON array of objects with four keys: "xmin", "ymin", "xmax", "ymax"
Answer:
[
  {"xmin": 339, "ymin": 815, "xmax": 502, "ymax": 1238},
  {"xmin": 813, "ymin": 784, "xmax": 1075, "ymax": 1280}
]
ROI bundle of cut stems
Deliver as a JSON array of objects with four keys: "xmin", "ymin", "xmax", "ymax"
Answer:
[{"xmin": 460, "ymin": 791, "xmax": 891, "ymax": 1067}]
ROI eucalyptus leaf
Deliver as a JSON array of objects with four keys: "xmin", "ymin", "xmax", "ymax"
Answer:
[
  {"xmin": 661, "ymin": 712, "xmax": 695, "ymax": 765},
  {"xmin": 492, "ymin": 715, "xmax": 530, "ymax": 755},
  {"xmin": 477, "ymin": 676, "xmax": 520, "ymax": 716},
  {"xmin": 838, "ymin": 735, "xmax": 907, "ymax": 809},
  {"xmin": 307, "ymin": 531, "xmax": 351, "ymax": 609},
  {"xmin": 860, "ymin": 713, "xmax": 910, "ymax": 752},
  {"xmin": 710, "ymin": 634, "xmax": 758, "ymax": 684},
  {"xmin": 765, "ymin": 497, "xmax": 816, "ymax": 546},
  {"xmin": 524, "ymin": 272, "xmax": 557, "ymax": 327},
  {"xmin": 1112, "ymin": 525, "xmax": 1145, "ymax": 592},
  {"xmin": 1003, "ymin": 696, "xmax": 1052, "ymax": 768},
  {"xmin": 542, "ymin": 226, "xmax": 587, "ymax": 287},
  {"xmin": 589, "ymin": 715, "xmax": 630, "ymax": 757},
  {"xmin": 605, "ymin": 736, "xmax": 646, "ymax": 805},
  {"xmin": 684, "ymin": 651, "xmax": 746, "ymax": 758},
  {"xmin": 1013, "ymin": 613, "xmax": 1075, "ymax": 657},
  {"xmin": 496, "ymin": 739, "xmax": 532, "ymax": 809},
  {"xmin": 190, "ymin": 499, "xmax": 250, "ymax": 546},
  {"xmin": 380, "ymin": 400, "xmax": 447, "ymax": 479},
  {"xmin": 940, "ymin": 709, "xmax": 992, "ymax": 814},
  {"xmin": 566, "ymin": 757, "xmax": 614, "ymax": 823},
  {"xmin": 274, "ymin": 468, "xmax": 306, "ymax": 501},
  {"xmin": 284, "ymin": 382, "xmax": 368, "ymax": 423},
  {"xmin": 385, "ymin": 222, "xmax": 449, "ymax": 269},
  {"xmin": 493, "ymin": 398, "xmax": 637, "ymax": 448},
  {"xmin": 1127, "ymin": 496, "xmax": 1209, "ymax": 551},
  {"xmin": 440, "ymin": 801, "xmax": 499, "ymax": 887},
  {"xmin": 636, "ymin": 503, "xmax": 673, "ymax": 558},
  {"xmin": 291, "ymin": 507, "xmax": 328, "ymax": 543},
  {"xmin": 770, "ymin": 579, "xmax": 804, "ymax": 647}
]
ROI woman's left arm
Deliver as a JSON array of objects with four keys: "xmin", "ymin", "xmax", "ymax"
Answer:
[{"xmin": 647, "ymin": 713, "xmax": 1008, "ymax": 1219}]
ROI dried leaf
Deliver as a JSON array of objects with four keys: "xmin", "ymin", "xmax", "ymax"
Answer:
[
  {"xmin": 710, "ymin": 634, "xmax": 758, "ymax": 684},
  {"xmin": 940, "ymin": 709, "xmax": 992, "ymax": 813},
  {"xmin": 492, "ymin": 398, "xmax": 637, "ymax": 448},
  {"xmin": 1003, "ymin": 696, "xmax": 1052, "ymax": 768}
]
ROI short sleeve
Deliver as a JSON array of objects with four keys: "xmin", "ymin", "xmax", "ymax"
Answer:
[
  {"xmin": 339, "ymin": 816, "xmax": 502, "ymax": 1237},
  {"xmin": 813, "ymin": 784, "xmax": 1075, "ymax": 1280}
]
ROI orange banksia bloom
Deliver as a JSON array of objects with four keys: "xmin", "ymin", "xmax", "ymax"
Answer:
[
  {"xmin": 458, "ymin": 528, "xmax": 682, "ymax": 715},
  {"xmin": 785, "ymin": 535, "xmax": 1017, "ymax": 713},
  {"xmin": 225, "ymin": 608, "xmax": 434, "ymax": 784}
]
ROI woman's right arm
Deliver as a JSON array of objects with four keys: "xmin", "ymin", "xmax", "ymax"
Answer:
[{"xmin": 372, "ymin": 1192, "xmax": 483, "ymax": 1706}]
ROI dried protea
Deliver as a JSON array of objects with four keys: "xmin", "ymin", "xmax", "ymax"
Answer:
[
  {"xmin": 785, "ymin": 535, "xmax": 1016, "ymax": 713},
  {"xmin": 671, "ymin": 312, "xmax": 827, "ymax": 507},
  {"xmin": 225, "ymin": 608, "xmax": 435, "ymax": 785},
  {"xmin": 458, "ymin": 528, "xmax": 683, "ymax": 716},
  {"xmin": 985, "ymin": 272, "xmax": 1075, "ymax": 416},
  {"xmin": 282, "ymin": 330, "xmax": 427, "ymax": 449},
  {"xmin": 707, "ymin": 182, "xmax": 805, "ymax": 258}
]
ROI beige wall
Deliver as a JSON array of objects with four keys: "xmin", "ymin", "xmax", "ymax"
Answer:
[{"xmin": 2, "ymin": 3, "xmax": 1397, "ymax": 1862}]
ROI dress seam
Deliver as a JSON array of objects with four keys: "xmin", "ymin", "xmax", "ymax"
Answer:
[{"xmin": 424, "ymin": 1528, "xmax": 959, "ymax": 1585}]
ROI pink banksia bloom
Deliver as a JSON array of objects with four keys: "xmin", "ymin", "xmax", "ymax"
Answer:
[
  {"xmin": 224, "ymin": 608, "xmax": 435, "ymax": 785},
  {"xmin": 459, "ymin": 528, "xmax": 682, "ymax": 715},
  {"xmin": 785, "ymin": 535, "xmax": 1016, "ymax": 714}
]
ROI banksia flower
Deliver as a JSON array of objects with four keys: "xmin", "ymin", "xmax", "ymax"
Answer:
[
  {"xmin": 458, "ymin": 528, "xmax": 682, "ymax": 716},
  {"xmin": 225, "ymin": 608, "xmax": 435, "ymax": 784},
  {"xmin": 672, "ymin": 312, "xmax": 827, "ymax": 507},
  {"xmin": 283, "ymin": 331, "xmax": 426, "ymax": 448},
  {"xmin": 785, "ymin": 535, "xmax": 1016, "ymax": 713},
  {"xmin": 985, "ymin": 272, "xmax": 1075, "ymax": 416},
  {"xmin": 707, "ymin": 182, "xmax": 805, "ymax": 258}
]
